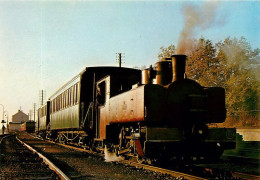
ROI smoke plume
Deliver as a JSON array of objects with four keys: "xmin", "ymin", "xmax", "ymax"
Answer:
[
  {"xmin": 104, "ymin": 146, "xmax": 124, "ymax": 162},
  {"xmin": 177, "ymin": 2, "xmax": 220, "ymax": 54}
]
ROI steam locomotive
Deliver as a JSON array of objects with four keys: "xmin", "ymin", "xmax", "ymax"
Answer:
[{"xmin": 37, "ymin": 55, "xmax": 236, "ymax": 161}]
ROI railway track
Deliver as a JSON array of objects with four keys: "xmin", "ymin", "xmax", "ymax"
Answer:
[
  {"xmin": 0, "ymin": 134, "xmax": 11, "ymax": 144},
  {"xmin": 17, "ymin": 132, "xmax": 207, "ymax": 179},
  {"xmin": 16, "ymin": 137, "xmax": 70, "ymax": 180},
  {"xmin": 4, "ymin": 132, "xmax": 259, "ymax": 179},
  {"xmin": 50, "ymin": 136, "xmax": 260, "ymax": 180},
  {"xmin": 43, "ymin": 136, "xmax": 260, "ymax": 180},
  {"xmin": 0, "ymin": 134, "xmax": 61, "ymax": 179},
  {"xmin": 44, "ymin": 139, "xmax": 206, "ymax": 180}
]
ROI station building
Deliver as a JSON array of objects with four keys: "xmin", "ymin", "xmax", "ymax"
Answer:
[{"xmin": 9, "ymin": 109, "xmax": 29, "ymax": 132}]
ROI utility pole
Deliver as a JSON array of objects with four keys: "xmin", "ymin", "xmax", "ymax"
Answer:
[
  {"xmin": 116, "ymin": 53, "xmax": 125, "ymax": 67},
  {"xmin": 39, "ymin": 90, "xmax": 46, "ymax": 107},
  {"xmin": 28, "ymin": 111, "xmax": 31, "ymax": 120},
  {"xmin": 33, "ymin": 103, "xmax": 36, "ymax": 122},
  {"xmin": 118, "ymin": 53, "xmax": 122, "ymax": 67}
]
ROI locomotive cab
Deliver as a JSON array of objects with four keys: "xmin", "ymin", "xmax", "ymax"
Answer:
[{"xmin": 95, "ymin": 75, "xmax": 166, "ymax": 141}]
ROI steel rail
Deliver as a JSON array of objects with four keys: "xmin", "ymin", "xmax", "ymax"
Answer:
[
  {"xmin": 232, "ymin": 172, "xmax": 260, "ymax": 180},
  {"xmin": 32, "ymin": 135, "xmax": 260, "ymax": 180},
  {"xmin": 120, "ymin": 160, "xmax": 207, "ymax": 180},
  {"xmin": 35, "ymin": 136, "xmax": 205, "ymax": 180},
  {"xmin": 33, "ymin": 135, "xmax": 103, "ymax": 157},
  {"xmin": 16, "ymin": 136, "xmax": 70, "ymax": 180},
  {"xmin": 0, "ymin": 134, "xmax": 13, "ymax": 145}
]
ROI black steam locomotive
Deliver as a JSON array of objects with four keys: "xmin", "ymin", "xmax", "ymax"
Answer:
[{"xmin": 37, "ymin": 55, "xmax": 236, "ymax": 161}]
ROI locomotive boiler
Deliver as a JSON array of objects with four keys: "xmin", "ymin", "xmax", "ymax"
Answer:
[{"xmin": 37, "ymin": 54, "xmax": 236, "ymax": 161}]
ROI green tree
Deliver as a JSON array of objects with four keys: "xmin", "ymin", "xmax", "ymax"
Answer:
[
  {"xmin": 216, "ymin": 37, "xmax": 259, "ymax": 122},
  {"xmin": 158, "ymin": 44, "xmax": 176, "ymax": 61},
  {"xmin": 185, "ymin": 38, "xmax": 221, "ymax": 87}
]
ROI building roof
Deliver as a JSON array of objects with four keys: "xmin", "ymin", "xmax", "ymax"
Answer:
[{"xmin": 12, "ymin": 109, "xmax": 29, "ymax": 123}]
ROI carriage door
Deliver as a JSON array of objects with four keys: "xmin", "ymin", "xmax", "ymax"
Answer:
[{"xmin": 96, "ymin": 76, "xmax": 110, "ymax": 139}]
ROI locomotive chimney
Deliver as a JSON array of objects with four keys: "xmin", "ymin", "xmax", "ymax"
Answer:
[
  {"xmin": 154, "ymin": 58, "xmax": 172, "ymax": 86},
  {"xmin": 171, "ymin": 54, "xmax": 187, "ymax": 82}
]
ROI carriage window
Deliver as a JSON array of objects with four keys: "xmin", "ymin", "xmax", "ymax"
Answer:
[
  {"xmin": 61, "ymin": 93, "xmax": 64, "ymax": 109},
  {"xmin": 57, "ymin": 97, "xmax": 59, "ymax": 111},
  {"xmin": 71, "ymin": 86, "xmax": 74, "ymax": 105},
  {"xmin": 70, "ymin": 87, "xmax": 72, "ymax": 106},
  {"xmin": 57, "ymin": 96, "xmax": 60, "ymax": 111},
  {"xmin": 97, "ymin": 81, "xmax": 106, "ymax": 106},
  {"xmin": 73, "ymin": 85, "xmax": 75, "ymax": 105},
  {"xmin": 55, "ymin": 98, "xmax": 57, "ymax": 112},
  {"xmin": 59, "ymin": 94, "xmax": 62, "ymax": 110},
  {"xmin": 67, "ymin": 89, "xmax": 69, "ymax": 107},
  {"xmin": 54, "ymin": 99, "xmax": 55, "ymax": 112},
  {"xmin": 63, "ymin": 92, "xmax": 66, "ymax": 108},
  {"xmin": 52, "ymin": 100, "xmax": 54, "ymax": 113},
  {"xmin": 66, "ymin": 90, "xmax": 69, "ymax": 107},
  {"xmin": 63, "ymin": 92, "xmax": 65, "ymax": 108},
  {"xmin": 66, "ymin": 90, "xmax": 68, "ymax": 108},
  {"xmin": 58, "ymin": 96, "xmax": 60, "ymax": 110},
  {"xmin": 75, "ymin": 83, "xmax": 78, "ymax": 104},
  {"xmin": 56, "ymin": 97, "xmax": 58, "ymax": 111}
]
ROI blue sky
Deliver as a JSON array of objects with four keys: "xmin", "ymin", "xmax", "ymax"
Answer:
[{"xmin": 0, "ymin": 1, "xmax": 259, "ymax": 120}]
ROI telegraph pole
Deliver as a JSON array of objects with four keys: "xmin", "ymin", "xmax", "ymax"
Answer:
[
  {"xmin": 33, "ymin": 103, "xmax": 36, "ymax": 122},
  {"xmin": 116, "ymin": 53, "xmax": 125, "ymax": 67},
  {"xmin": 39, "ymin": 90, "xmax": 46, "ymax": 107},
  {"xmin": 28, "ymin": 110, "xmax": 33, "ymax": 121},
  {"xmin": 118, "ymin": 53, "xmax": 122, "ymax": 67}
]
